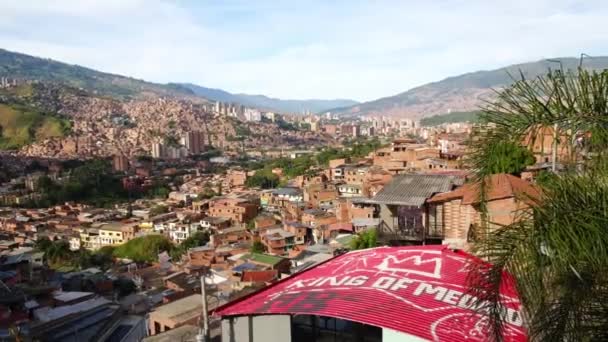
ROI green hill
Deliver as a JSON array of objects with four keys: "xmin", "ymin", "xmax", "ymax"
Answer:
[
  {"xmin": 333, "ymin": 57, "xmax": 608, "ymax": 118},
  {"xmin": 0, "ymin": 49, "xmax": 354, "ymax": 113},
  {"xmin": 0, "ymin": 48, "xmax": 196, "ymax": 100},
  {"xmin": 0, "ymin": 101, "xmax": 70, "ymax": 150},
  {"xmin": 420, "ymin": 111, "xmax": 481, "ymax": 126}
]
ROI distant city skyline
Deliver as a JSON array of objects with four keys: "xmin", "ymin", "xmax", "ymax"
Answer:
[{"xmin": 1, "ymin": 0, "xmax": 607, "ymax": 101}]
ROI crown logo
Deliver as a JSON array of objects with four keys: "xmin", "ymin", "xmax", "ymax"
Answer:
[{"xmin": 376, "ymin": 252, "xmax": 443, "ymax": 279}]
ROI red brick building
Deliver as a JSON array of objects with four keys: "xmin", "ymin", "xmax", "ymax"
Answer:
[{"xmin": 428, "ymin": 173, "xmax": 540, "ymax": 250}]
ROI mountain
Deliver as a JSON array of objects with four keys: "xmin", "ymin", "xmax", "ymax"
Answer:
[
  {"xmin": 0, "ymin": 80, "xmax": 331, "ymax": 156},
  {"xmin": 176, "ymin": 83, "xmax": 358, "ymax": 114},
  {"xmin": 332, "ymin": 57, "xmax": 608, "ymax": 119},
  {"xmin": 0, "ymin": 49, "xmax": 199, "ymax": 100},
  {"xmin": 0, "ymin": 49, "xmax": 356, "ymax": 113}
]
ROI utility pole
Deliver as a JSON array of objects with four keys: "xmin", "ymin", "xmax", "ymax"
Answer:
[
  {"xmin": 552, "ymin": 123, "xmax": 558, "ymax": 173},
  {"xmin": 197, "ymin": 274, "xmax": 210, "ymax": 342}
]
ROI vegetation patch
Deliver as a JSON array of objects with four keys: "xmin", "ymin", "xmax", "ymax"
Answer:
[
  {"xmin": 0, "ymin": 103, "xmax": 70, "ymax": 150},
  {"xmin": 420, "ymin": 111, "xmax": 481, "ymax": 126}
]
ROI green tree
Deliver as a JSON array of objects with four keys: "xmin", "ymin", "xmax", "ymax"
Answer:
[
  {"xmin": 250, "ymin": 240, "xmax": 265, "ymax": 253},
  {"xmin": 171, "ymin": 231, "xmax": 211, "ymax": 261},
  {"xmin": 113, "ymin": 235, "xmax": 174, "ymax": 262},
  {"xmin": 468, "ymin": 67, "xmax": 608, "ymax": 341},
  {"xmin": 181, "ymin": 231, "xmax": 210, "ymax": 250},
  {"xmin": 45, "ymin": 240, "xmax": 72, "ymax": 266},
  {"xmin": 470, "ymin": 140, "xmax": 535, "ymax": 175},
  {"xmin": 90, "ymin": 246, "xmax": 115, "ymax": 269},
  {"xmin": 33, "ymin": 159, "xmax": 130, "ymax": 207},
  {"xmin": 149, "ymin": 205, "xmax": 169, "ymax": 216},
  {"xmin": 349, "ymin": 229, "xmax": 377, "ymax": 250},
  {"xmin": 34, "ymin": 237, "xmax": 53, "ymax": 253},
  {"xmin": 75, "ymin": 248, "xmax": 92, "ymax": 269},
  {"xmin": 245, "ymin": 171, "xmax": 279, "ymax": 189},
  {"xmin": 197, "ymin": 182, "xmax": 216, "ymax": 199}
]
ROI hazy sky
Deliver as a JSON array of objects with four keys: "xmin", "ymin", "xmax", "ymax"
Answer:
[{"xmin": 1, "ymin": 0, "xmax": 607, "ymax": 101}]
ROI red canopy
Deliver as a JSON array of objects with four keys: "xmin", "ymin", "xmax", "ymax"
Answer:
[{"xmin": 215, "ymin": 245, "xmax": 527, "ymax": 341}]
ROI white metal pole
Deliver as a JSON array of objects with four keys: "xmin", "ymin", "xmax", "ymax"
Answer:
[{"xmin": 198, "ymin": 274, "xmax": 210, "ymax": 342}]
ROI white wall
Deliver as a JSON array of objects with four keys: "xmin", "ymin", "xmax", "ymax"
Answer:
[
  {"xmin": 383, "ymin": 328, "xmax": 429, "ymax": 342},
  {"xmin": 221, "ymin": 315, "xmax": 291, "ymax": 342}
]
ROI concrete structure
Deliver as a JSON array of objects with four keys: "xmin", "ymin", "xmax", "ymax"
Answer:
[
  {"xmin": 143, "ymin": 324, "xmax": 199, "ymax": 342},
  {"xmin": 148, "ymin": 294, "xmax": 203, "ymax": 336}
]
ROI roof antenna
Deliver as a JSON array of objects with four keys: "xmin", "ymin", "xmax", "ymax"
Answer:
[{"xmin": 579, "ymin": 53, "xmax": 592, "ymax": 68}]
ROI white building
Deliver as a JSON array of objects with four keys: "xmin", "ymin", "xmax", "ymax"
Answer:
[
  {"xmin": 168, "ymin": 222, "xmax": 202, "ymax": 243},
  {"xmin": 244, "ymin": 108, "xmax": 262, "ymax": 122}
]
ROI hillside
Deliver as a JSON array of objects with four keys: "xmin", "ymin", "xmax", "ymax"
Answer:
[
  {"xmin": 0, "ymin": 84, "xmax": 71, "ymax": 150},
  {"xmin": 177, "ymin": 83, "xmax": 358, "ymax": 114},
  {"xmin": 0, "ymin": 49, "xmax": 201, "ymax": 100},
  {"xmin": 0, "ymin": 49, "xmax": 354, "ymax": 113},
  {"xmin": 419, "ymin": 111, "xmax": 480, "ymax": 126},
  {"xmin": 333, "ymin": 57, "xmax": 608, "ymax": 119},
  {"xmin": 0, "ymin": 81, "xmax": 330, "ymax": 157}
]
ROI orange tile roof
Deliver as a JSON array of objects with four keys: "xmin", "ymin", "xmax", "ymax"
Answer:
[{"xmin": 428, "ymin": 174, "xmax": 540, "ymax": 205}]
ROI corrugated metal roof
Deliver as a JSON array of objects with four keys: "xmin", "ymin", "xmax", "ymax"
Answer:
[
  {"xmin": 368, "ymin": 174, "xmax": 460, "ymax": 206},
  {"xmin": 214, "ymin": 245, "xmax": 526, "ymax": 342}
]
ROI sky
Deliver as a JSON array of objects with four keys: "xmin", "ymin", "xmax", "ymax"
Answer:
[{"xmin": 1, "ymin": 0, "xmax": 607, "ymax": 102}]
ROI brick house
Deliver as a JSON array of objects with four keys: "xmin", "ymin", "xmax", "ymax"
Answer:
[
  {"xmin": 427, "ymin": 173, "xmax": 540, "ymax": 250},
  {"xmin": 362, "ymin": 167, "xmax": 393, "ymax": 197},
  {"xmin": 208, "ymin": 198, "xmax": 258, "ymax": 224},
  {"xmin": 210, "ymin": 226, "xmax": 252, "ymax": 247},
  {"xmin": 335, "ymin": 199, "xmax": 375, "ymax": 222},
  {"xmin": 254, "ymin": 215, "xmax": 276, "ymax": 230},
  {"xmin": 240, "ymin": 270, "xmax": 278, "ymax": 286},
  {"xmin": 261, "ymin": 228, "xmax": 296, "ymax": 255},
  {"xmin": 306, "ymin": 186, "xmax": 338, "ymax": 209},
  {"xmin": 239, "ymin": 253, "xmax": 291, "ymax": 274},
  {"xmin": 284, "ymin": 221, "xmax": 310, "ymax": 245},
  {"xmin": 187, "ymin": 246, "xmax": 216, "ymax": 267},
  {"xmin": 372, "ymin": 139, "xmax": 441, "ymax": 174},
  {"xmin": 522, "ymin": 125, "xmax": 573, "ymax": 164},
  {"xmin": 226, "ymin": 169, "xmax": 248, "ymax": 188},
  {"xmin": 329, "ymin": 158, "xmax": 349, "ymax": 181},
  {"xmin": 301, "ymin": 209, "xmax": 338, "ymax": 243}
]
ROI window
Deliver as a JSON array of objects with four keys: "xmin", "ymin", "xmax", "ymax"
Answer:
[
  {"xmin": 428, "ymin": 204, "xmax": 444, "ymax": 236},
  {"xmin": 292, "ymin": 315, "xmax": 381, "ymax": 342},
  {"xmin": 467, "ymin": 224, "xmax": 477, "ymax": 242}
]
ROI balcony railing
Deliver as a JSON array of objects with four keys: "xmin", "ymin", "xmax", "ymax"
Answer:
[{"xmin": 377, "ymin": 220, "xmax": 444, "ymax": 241}]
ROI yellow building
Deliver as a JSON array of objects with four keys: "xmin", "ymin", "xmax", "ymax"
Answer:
[{"xmin": 94, "ymin": 222, "xmax": 139, "ymax": 246}]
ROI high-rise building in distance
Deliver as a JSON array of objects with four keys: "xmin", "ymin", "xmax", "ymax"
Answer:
[
  {"xmin": 113, "ymin": 154, "xmax": 129, "ymax": 172},
  {"xmin": 184, "ymin": 131, "xmax": 204, "ymax": 155}
]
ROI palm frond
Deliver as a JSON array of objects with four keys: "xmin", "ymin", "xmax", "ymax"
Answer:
[{"xmin": 468, "ymin": 68, "xmax": 608, "ymax": 341}]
